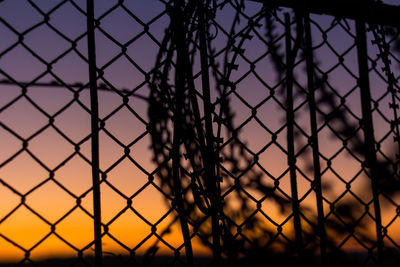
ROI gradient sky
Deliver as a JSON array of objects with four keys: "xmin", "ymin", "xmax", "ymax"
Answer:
[{"xmin": 0, "ymin": 0, "xmax": 400, "ymax": 263}]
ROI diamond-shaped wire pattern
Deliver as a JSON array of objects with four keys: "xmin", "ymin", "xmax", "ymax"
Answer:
[{"xmin": 1, "ymin": 0, "xmax": 400, "ymax": 266}]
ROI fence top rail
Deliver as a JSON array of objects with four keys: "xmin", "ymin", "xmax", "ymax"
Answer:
[{"xmin": 249, "ymin": 0, "xmax": 400, "ymax": 27}]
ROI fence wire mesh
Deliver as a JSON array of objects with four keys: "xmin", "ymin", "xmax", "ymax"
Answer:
[{"xmin": 1, "ymin": 0, "xmax": 400, "ymax": 266}]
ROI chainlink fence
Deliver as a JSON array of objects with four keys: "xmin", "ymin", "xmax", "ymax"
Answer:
[{"xmin": 1, "ymin": 0, "xmax": 400, "ymax": 266}]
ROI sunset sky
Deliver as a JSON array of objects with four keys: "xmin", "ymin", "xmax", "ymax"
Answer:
[{"xmin": 0, "ymin": 0, "xmax": 400, "ymax": 263}]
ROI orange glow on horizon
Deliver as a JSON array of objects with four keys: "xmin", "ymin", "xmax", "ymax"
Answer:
[{"xmin": 1, "ymin": 0, "xmax": 400, "ymax": 263}]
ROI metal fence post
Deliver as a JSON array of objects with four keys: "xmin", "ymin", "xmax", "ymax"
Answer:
[
  {"xmin": 198, "ymin": 1, "xmax": 222, "ymax": 264},
  {"xmin": 284, "ymin": 13, "xmax": 303, "ymax": 258},
  {"xmin": 355, "ymin": 19, "xmax": 384, "ymax": 266},
  {"xmin": 86, "ymin": 0, "xmax": 103, "ymax": 266},
  {"xmin": 170, "ymin": 2, "xmax": 195, "ymax": 266},
  {"xmin": 303, "ymin": 13, "xmax": 327, "ymax": 264}
]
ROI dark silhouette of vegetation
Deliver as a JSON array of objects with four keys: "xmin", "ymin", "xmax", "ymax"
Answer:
[
  {"xmin": 1, "ymin": 0, "xmax": 400, "ymax": 267},
  {"xmin": 146, "ymin": 0, "xmax": 400, "ymax": 266}
]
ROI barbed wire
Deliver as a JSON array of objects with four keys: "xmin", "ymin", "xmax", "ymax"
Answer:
[{"xmin": 0, "ymin": 0, "xmax": 400, "ymax": 266}]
